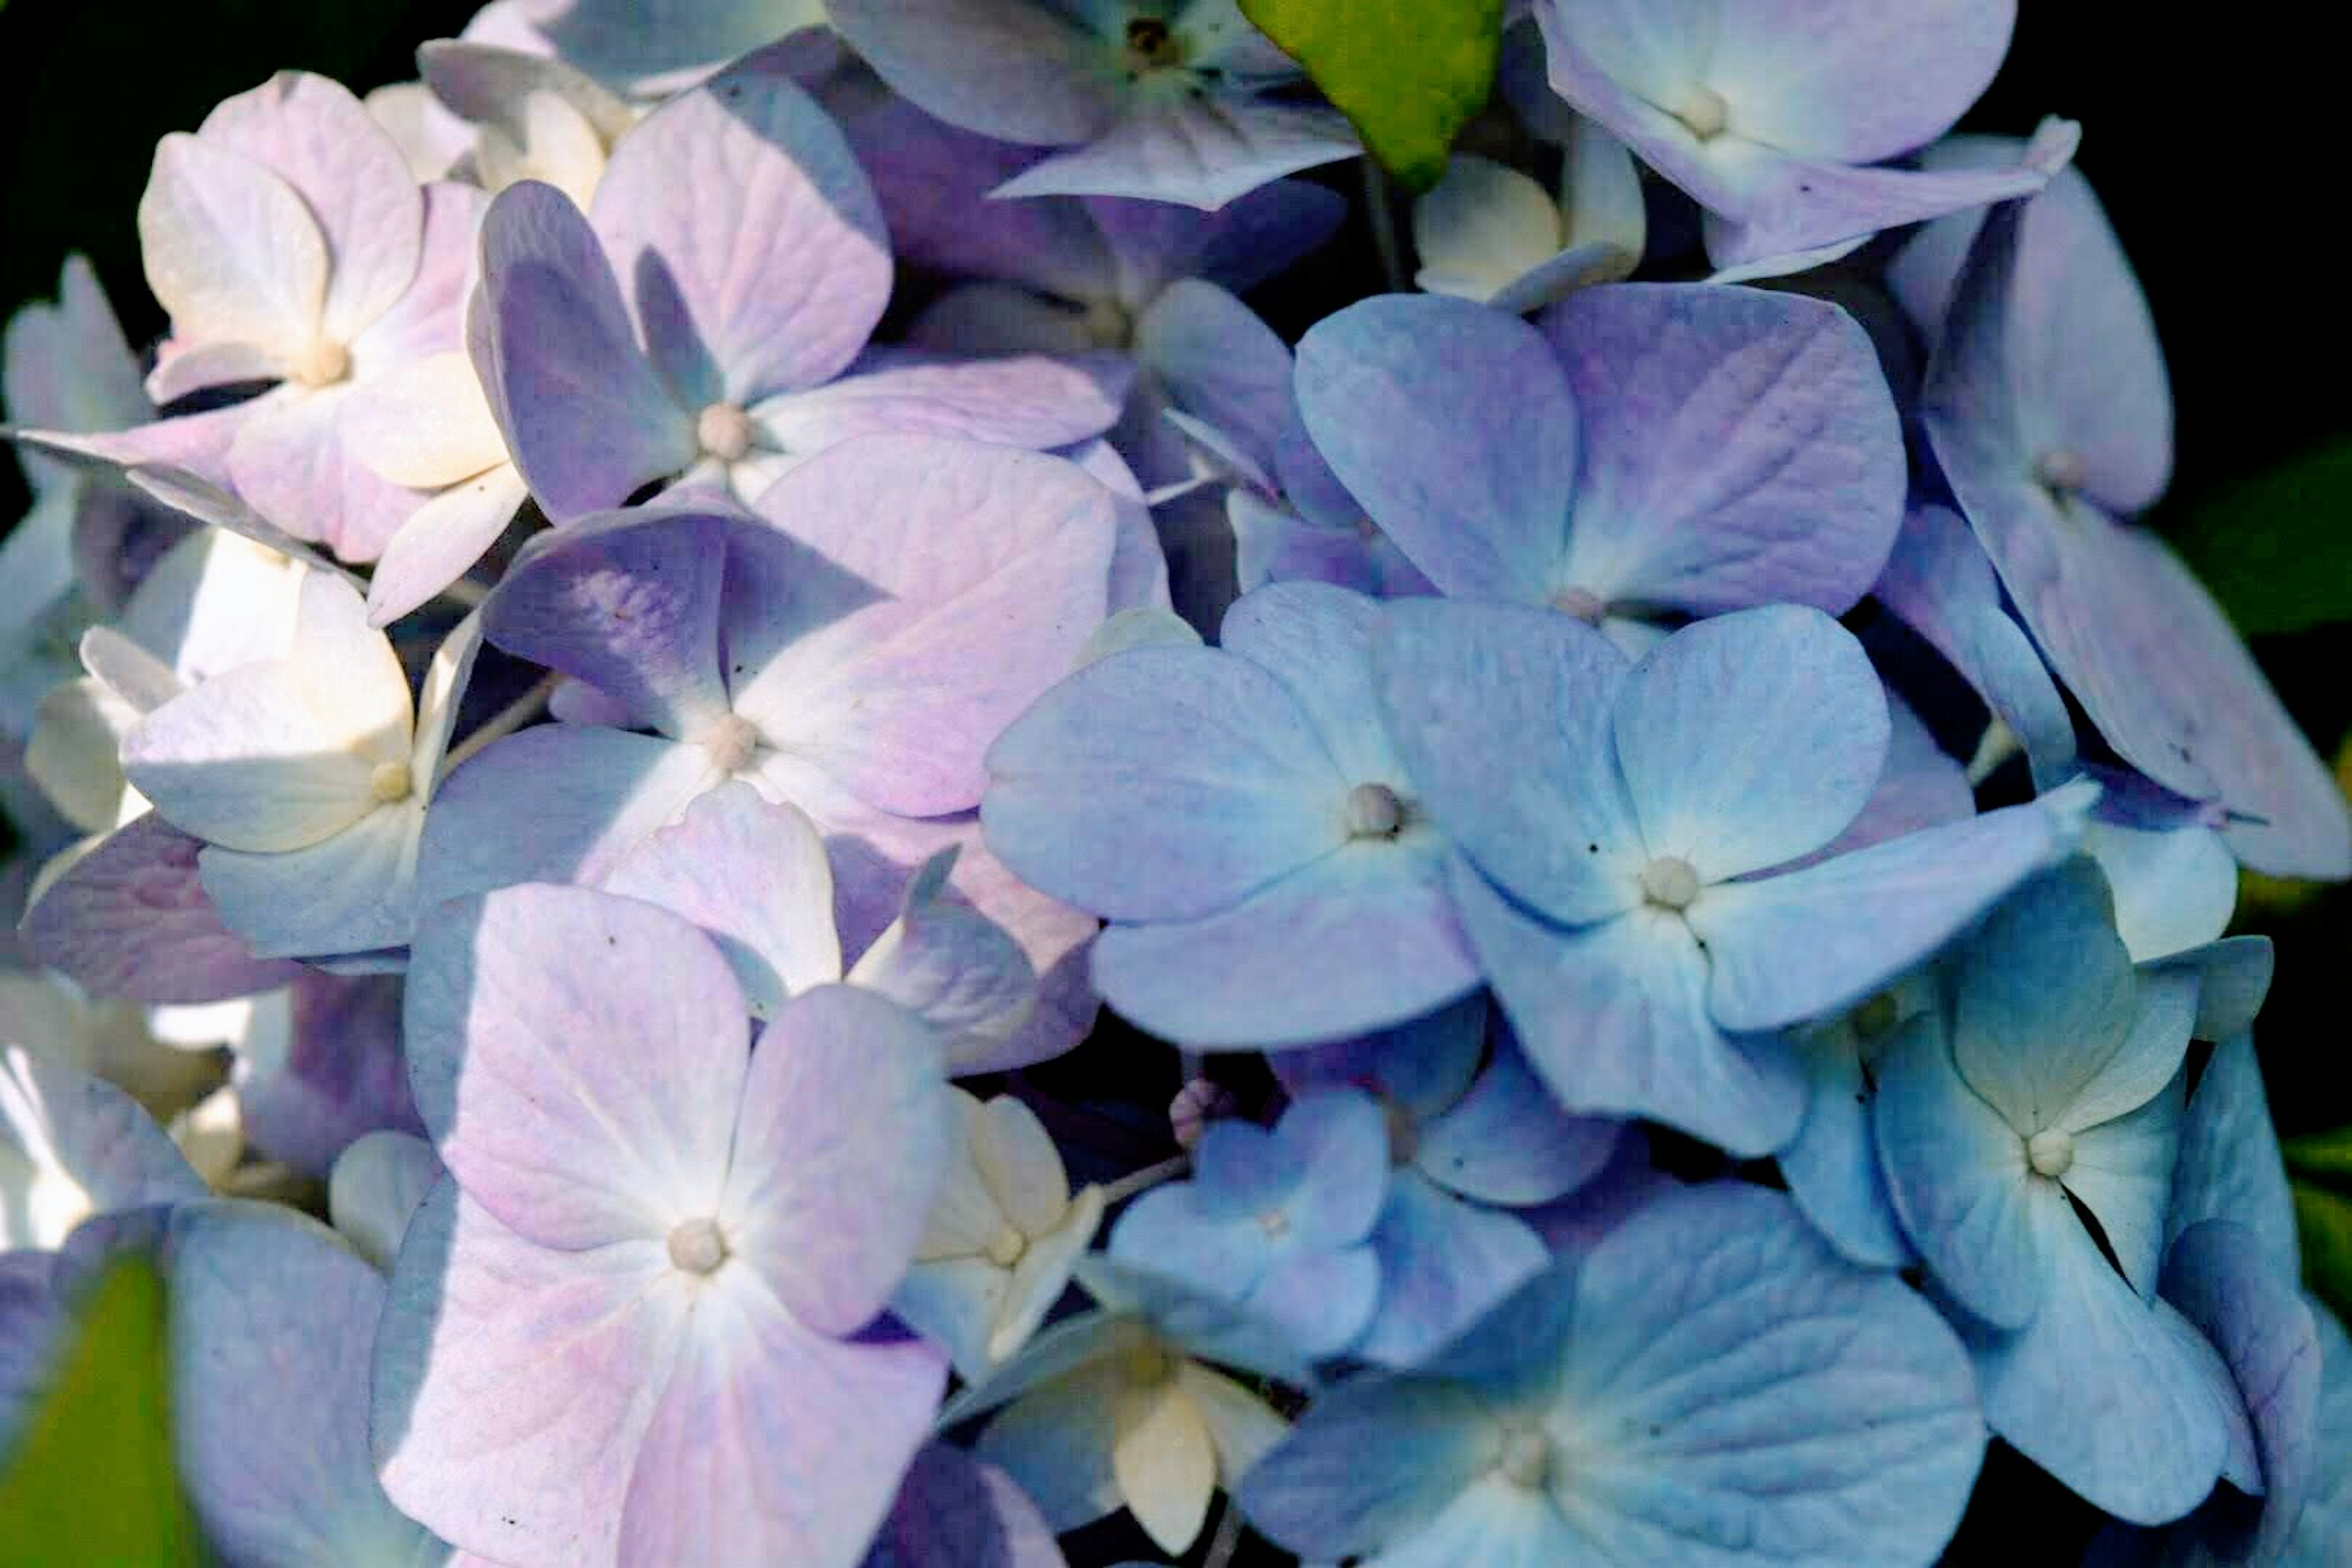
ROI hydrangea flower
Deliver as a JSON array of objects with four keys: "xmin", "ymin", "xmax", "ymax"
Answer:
[
  {"xmin": 948, "ymin": 1257, "xmax": 1293, "ymax": 1556},
  {"xmin": 1909, "ymin": 169, "xmax": 2352, "ymax": 878},
  {"xmin": 98, "ymin": 74, "xmax": 485, "ymax": 560},
  {"xmin": 1529, "ymin": 0, "xmax": 2073, "ymax": 276},
  {"xmin": 1411, "ymin": 124, "xmax": 1646, "ymax": 314},
  {"xmin": 1226, "ymin": 422, "xmax": 1433, "ymax": 606},
  {"xmin": 415, "ymin": 39, "xmax": 640, "ymax": 207},
  {"xmin": 473, "ymin": 61, "xmax": 1119, "ymax": 518},
  {"xmin": 416, "ymin": 437, "xmax": 1118, "ymax": 1058},
  {"xmin": 897, "ymin": 1088, "xmax": 1106, "ymax": 1379},
  {"xmin": 167, "ymin": 1200, "xmax": 447, "ymax": 1564},
  {"xmin": 1873, "ymin": 862, "xmax": 2244, "ymax": 1521},
  {"xmin": 1110, "ymin": 1086, "xmax": 1388, "ymax": 1357},
  {"xmin": 829, "ymin": 0, "xmax": 1360, "ymax": 209},
  {"xmin": 1295, "ymin": 286, "xmax": 1907, "ymax": 652},
  {"xmin": 119, "ymin": 576, "xmax": 480, "ymax": 961},
  {"xmin": 376, "ymin": 882, "xmax": 955, "ymax": 1565},
  {"xmin": 984, "ymin": 579, "xmax": 1480, "ymax": 1046},
  {"xmin": 1271, "ymin": 994, "xmax": 1622, "ymax": 1363},
  {"xmin": 1239, "ymin": 1181, "xmax": 1988, "ymax": 1564},
  {"xmin": 1377, "ymin": 598, "xmax": 2081, "ymax": 1153}
]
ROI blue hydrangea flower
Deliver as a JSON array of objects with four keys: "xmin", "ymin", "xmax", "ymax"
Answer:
[
  {"xmin": 1110, "ymin": 1085, "xmax": 1389, "ymax": 1357},
  {"xmin": 983, "ymin": 579, "xmax": 1480, "ymax": 1047},
  {"xmin": 1295, "ymin": 286, "xmax": 1907, "ymax": 654},
  {"xmin": 1239, "ymin": 1181, "xmax": 1987, "ymax": 1565},
  {"xmin": 1874, "ymin": 861, "xmax": 2242, "ymax": 1522},
  {"xmin": 1272, "ymin": 994, "xmax": 1621, "ymax": 1363},
  {"xmin": 1376, "ymin": 598, "xmax": 2081, "ymax": 1153}
]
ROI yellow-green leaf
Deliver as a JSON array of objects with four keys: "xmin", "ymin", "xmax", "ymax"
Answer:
[
  {"xmin": 2296, "ymin": 1180, "xmax": 2352, "ymax": 1325},
  {"xmin": 0, "ymin": 1258, "xmax": 202, "ymax": 1566},
  {"xmin": 2286, "ymin": 1126, "xmax": 2352, "ymax": 1189},
  {"xmin": 1242, "ymin": 0, "xmax": 1504, "ymax": 190}
]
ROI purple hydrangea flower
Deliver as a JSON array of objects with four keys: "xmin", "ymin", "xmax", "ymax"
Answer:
[
  {"xmin": 829, "ymin": 0, "xmax": 1360, "ymax": 210},
  {"xmin": 1295, "ymin": 286, "xmax": 1908, "ymax": 651},
  {"xmin": 1529, "ymin": 0, "xmax": 2073, "ymax": 276},
  {"xmin": 375, "ymin": 883, "xmax": 955, "ymax": 1565}
]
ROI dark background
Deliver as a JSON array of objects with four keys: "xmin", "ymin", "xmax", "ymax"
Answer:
[{"xmin": 0, "ymin": 6, "xmax": 2343, "ymax": 1564}]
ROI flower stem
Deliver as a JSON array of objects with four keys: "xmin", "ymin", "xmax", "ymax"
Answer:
[
  {"xmin": 440, "ymin": 672, "xmax": 560, "ymax": 776},
  {"xmin": 1098, "ymin": 1153, "xmax": 1190, "ymax": 1205}
]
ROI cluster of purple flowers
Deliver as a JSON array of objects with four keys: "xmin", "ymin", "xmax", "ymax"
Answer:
[{"xmin": 1, "ymin": 1, "xmax": 2345, "ymax": 1564}]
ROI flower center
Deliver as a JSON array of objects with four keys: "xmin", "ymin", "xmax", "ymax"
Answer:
[
  {"xmin": 2035, "ymin": 448, "xmax": 2088, "ymax": 494},
  {"xmin": 1346, "ymin": 782, "xmax": 1405, "ymax": 839},
  {"xmin": 1850, "ymin": 990, "xmax": 1900, "ymax": 1039},
  {"xmin": 1497, "ymin": 1425, "xmax": 1551, "ymax": 1489},
  {"xmin": 1081, "ymin": 296, "xmax": 1133, "ymax": 349},
  {"xmin": 1551, "ymin": 586, "xmax": 1608, "ymax": 625},
  {"xmin": 1673, "ymin": 85, "xmax": 1730, "ymax": 141},
  {"xmin": 1119, "ymin": 1337, "xmax": 1177, "ymax": 1386},
  {"xmin": 697, "ymin": 714, "xmax": 761, "ymax": 774},
  {"xmin": 290, "ymin": 336, "xmax": 350, "ymax": 388},
  {"xmin": 667, "ymin": 1216, "xmax": 729, "ymax": 1275},
  {"xmin": 1124, "ymin": 15, "xmax": 1184, "ymax": 71},
  {"xmin": 2027, "ymin": 1128, "xmax": 2075, "ymax": 1179},
  {"xmin": 984, "ymin": 1222, "xmax": 1028, "ymax": 1268},
  {"xmin": 697, "ymin": 401, "xmax": 755, "ymax": 463},
  {"xmin": 1640, "ymin": 855, "xmax": 1702, "ymax": 911},
  {"xmin": 369, "ymin": 761, "xmax": 413, "ymax": 805}
]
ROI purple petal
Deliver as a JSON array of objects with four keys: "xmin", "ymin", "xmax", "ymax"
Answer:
[
  {"xmin": 197, "ymin": 72, "xmax": 424, "ymax": 345},
  {"xmin": 371, "ymin": 1183, "xmax": 684, "ymax": 1566},
  {"xmin": 1788, "ymin": 693, "xmax": 1972, "ymax": 870},
  {"xmin": 224, "ymin": 385, "xmax": 431, "ymax": 563},
  {"xmin": 829, "ymin": 0, "xmax": 1121, "ymax": 146},
  {"xmin": 733, "ymin": 437, "xmax": 1115, "ymax": 816},
  {"xmin": 233, "ymin": 971, "xmax": 422, "ymax": 1177},
  {"xmin": 484, "ymin": 504, "xmax": 732, "ymax": 736},
  {"xmin": 415, "ymin": 723, "xmax": 722, "ymax": 910},
  {"xmin": 477, "ymin": 180, "xmax": 695, "ymax": 520},
  {"xmin": 1134, "ymin": 280, "xmax": 1294, "ymax": 480},
  {"xmin": 619, "ymin": 1278, "xmax": 946, "ymax": 1564},
  {"xmin": 1087, "ymin": 178, "xmax": 1347, "ymax": 299},
  {"xmin": 993, "ymin": 98, "xmax": 1360, "ymax": 211},
  {"xmin": 21, "ymin": 813, "xmax": 306, "ymax": 1003},
  {"xmin": 864, "ymin": 1444, "xmax": 1067, "ymax": 1568},
  {"xmin": 405, "ymin": 884, "xmax": 752, "ymax": 1249},
  {"xmin": 720, "ymin": 984, "xmax": 951, "ymax": 1335},
  {"xmin": 752, "ymin": 353, "xmax": 1122, "ymax": 454},
  {"xmin": 846, "ymin": 853, "xmax": 1038, "ymax": 1066},
  {"xmin": 592, "ymin": 63, "xmax": 889, "ymax": 405},
  {"xmin": 168, "ymin": 1202, "xmax": 431, "ymax": 1564},
  {"xmin": 1539, "ymin": 283, "xmax": 1904, "ymax": 616},
  {"xmin": 1295, "ymin": 295, "xmax": 1580, "ymax": 606}
]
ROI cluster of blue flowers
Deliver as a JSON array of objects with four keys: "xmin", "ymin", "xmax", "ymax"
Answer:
[{"xmin": 0, "ymin": 1, "xmax": 2345, "ymax": 1564}]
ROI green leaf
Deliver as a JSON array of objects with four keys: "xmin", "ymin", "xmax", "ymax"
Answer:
[
  {"xmin": 0, "ymin": 1257, "xmax": 202, "ymax": 1566},
  {"xmin": 1241, "ymin": 0, "xmax": 1504, "ymax": 190},
  {"xmin": 2296, "ymin": 1180, "xmax": 2352, "ymax": 1325},
  {"xmin": 2286, "ymin": 1125, "xmax": 2352, "ymax": 1189},
  {"xmin": 2166, "ymin": 437, "xmax": 2352, "ymax": 636}
]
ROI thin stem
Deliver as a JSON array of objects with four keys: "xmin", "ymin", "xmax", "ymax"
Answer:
[
  {"xmin": 1363, "ymin": 157, "xmax": 1408, "ymax": 293},
  {"xmin": 1201, "ymin": 1501, "xmax": 1245, "ymax": 1568},
  {"xmin": 1098, "ymin": 1153, "xmax": 1190, "ymax": 1205},
  {"xmin": 439, "ymin": 671, "xmax": 560, "ymax": 776},
  {"xmin": 434, "ymin": 576, "xmax": 489, "ymax": 610}
]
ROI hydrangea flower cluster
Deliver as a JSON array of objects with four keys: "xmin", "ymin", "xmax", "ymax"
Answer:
[{"xmin": 1, "ymin": 1, "xmax": 2346, "ymax": 1564}]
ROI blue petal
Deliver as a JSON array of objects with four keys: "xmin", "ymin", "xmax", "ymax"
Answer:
[
  {"xmin": 1450, "ymin": 860, "xmax": 1806, "ymax": 1158},
  {"xmin": 1357, "ymin": 1169, "xmax": 1549, "ymax": 1369},
  {"xmin": 1414, "ymin": 1037, "xmax": 1621, "ymax": 1208},
  {"xmin": 1376, "ymin": 598, "xmax": 1643, "ymax": 927},
  {"xmin": 1778, "ymin": 1016, "xmax": 1914, "ymax": 1269},
  {"xmin": 2168, "ymin": 1034, "xmax": 2298, "ymax": 1280},
  {"xmin": 1237, "ymin": 1374, "xmax": 1498, "ymax": 1560}
]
